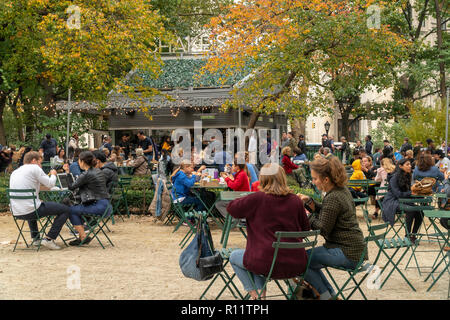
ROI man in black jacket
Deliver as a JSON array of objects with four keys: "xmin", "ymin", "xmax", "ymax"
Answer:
[
  {"xmin": 297, "ymin": 134, "xmax": 307, "ymax": 155},
  {"xmin": 400, "ymin": 138, "xmax": 412, "ymax": 155},
  {"xmin": 93, "ymin": 150, "xmax": 118, "ymax": 195},
  {"xmin": 364, "ymin": 135, "xmax": 373, "ymax": 156}
]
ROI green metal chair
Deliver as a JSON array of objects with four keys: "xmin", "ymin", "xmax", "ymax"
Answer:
[
  {"xmin": 116, "ymin": 177, "xmax": 132, "ymax": 218},
  {"xmin": 243, "ymin": 230, "xmax": 320, "ymax": 300},
  {"xmin": 41, "ymin": 161, "xmax": 52, "ymax": 174},
  {"xmin": 324, "ymin": 223, "xmax": 390, "ymax": 300},
  {"xmin": 199, "ymin": 247, "xmax": 246, "ymax": 300},
  {"xmin": 361, "ymin": 208, "xmax": 417, "ymax": 292},
  {"xmin": 7, "ymin": 189, "xmax": 55, "ymax": 251},
  {"xmin": 398, "ymin": 197, "xmax": 439, "ymax": 276},
  {"xmin": 421, "ymin": 210, "xmax": 450, "ymax": 293},
  {"xmin": 347, "ymin": 179, "xmax": 371, "ymax": 195},
  {"xmin": 169, "ymin": 185, "xmax": 202, "ymax": 248},
  {"xmin": 353, "ymin": 196, "xmax": 369, "ymax": 211},
  {"xmin": 78, "ymin": 203, "xmax": 114, "ymax": 249}
]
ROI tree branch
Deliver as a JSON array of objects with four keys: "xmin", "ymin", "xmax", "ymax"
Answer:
[{"xmin": 414, "ymin": 0, "xmax": 430, "ymax": 40}]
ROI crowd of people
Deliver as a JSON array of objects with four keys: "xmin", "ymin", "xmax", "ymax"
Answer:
[{"xmin": 5, "ymin": 129, "xmax": 450, "ymax": 300}]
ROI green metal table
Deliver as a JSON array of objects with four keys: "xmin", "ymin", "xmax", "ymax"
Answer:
[
  {"xmin": 39, "ymin": 189, "xmax": 73, "ymax": 203},
  {"xmin": 347, "ymin": 179, "xmax": 377, "ymax": 195},
  {"xmin": 39, "ymin": 189, "xmax": 76, "ymax": 244},
  {"xmin": 190, "ymin": 184, "xmax": 229, "ymax": 228},
  {"xmin": 423, "ymin": 210, "xmax": 450, "ymax": 292},
  {"xmin": 219, "ymin": 191, "xmax": 253, "ymax": 248}
]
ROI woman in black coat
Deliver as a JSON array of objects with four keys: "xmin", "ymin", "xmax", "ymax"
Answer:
[{"xmin": 382, "ymin": 158, "xmax": 423, "ymax": 244}]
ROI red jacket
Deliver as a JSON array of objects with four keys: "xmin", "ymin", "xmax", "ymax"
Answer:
[
  {"xmin": 225, "ymin": 169, "xmax": 250, "ymax": 191},
  {"xmin": 282, "ymin": 155, "xmax": 298, "ymax": 174},
  {"xmin": 227, "ymin": 192, "xmax": 311, "ymax": 279},
  {"xmin": 251, "ymin": 181, "xmax": 260, "ymax": 192}
]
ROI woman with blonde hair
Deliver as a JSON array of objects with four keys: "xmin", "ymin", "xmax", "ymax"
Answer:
[
  {"xmin": 298, "ymin": 157, "xmax": 367, "ymax": 300},
  {"xmin": 373, "ymin": 158, "xmax": 396, "ymax": 218},
  {"xmin": 227, "ymin": 163, "xmax": 311, "ymax": 300}
]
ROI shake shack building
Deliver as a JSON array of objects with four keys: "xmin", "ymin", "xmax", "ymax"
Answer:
[{"xmin": 56, "ymin": 57, "xmax": 287, "ymax": 146}]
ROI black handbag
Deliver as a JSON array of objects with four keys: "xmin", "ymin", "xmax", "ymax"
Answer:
[
  {"xmin": 179, "ymin": 215, "xmax": 223, "ymax": 281},
  {"xmin": 196, "ymin": 218, "xmax": 223, "ymax": 280}
]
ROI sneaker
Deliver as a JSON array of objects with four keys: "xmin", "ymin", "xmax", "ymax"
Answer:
[
  {"xmin": 31, "ymin": 238, "xmax": 41, "ymax": 247},
  {"xmin": 40, "ymin": 238, "xmax": 61, "ymax": 250}
]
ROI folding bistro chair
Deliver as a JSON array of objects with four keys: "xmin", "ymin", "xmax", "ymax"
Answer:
[
  {"xmin": 7, "ymin": 189, "xmax": 56, "ymax": 251},
  {"xmin": 324, "ymin": 223, "xmax": 390, "ymax": 300},
  {"xmin": 242, "ymin": 230, "xmax": 320, "ymax": 300},
  {"xmin": 78, "ymin": 203, "xmax": 114, "ymax": 249},
  {"xmin": 361, "ymin": 207, "xmax": 417, "ymax": 292},
  {"xmin": 199, "ymin": 247, "xmax": 246, "ymax": 300},
  {"xmin": 386, "ymin": 197, "xmax": 433, "ymax": 240},
  {"xmin": 347, "ymin": 179, "xmax": 370, "ymax": 195},
  {"xmin": 375, "ymin": 186, "xmax": 388, "ymax": 212},
  {"xmin": 117, "ymin": 177, "xmax": 132, "ymax": 218},
  {"xmin": 353, "ymin": 196, "xmax": 369, "ymax": 210},
  {"xmin": 169, "ymin": 186, "xmax": 203, "ymax": 248},
  {"xmin": 397, "ymin": 197, "xmax": 438, "ymax": 276},
  {"xmin": 421, "ymin": 210, "xmax": 450, "ymax": 293}
]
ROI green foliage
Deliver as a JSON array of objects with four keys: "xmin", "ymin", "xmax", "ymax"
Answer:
[
  {"xmin": 369, "ymin": 121, "xmax": 406, "ymax": 150},
  {"xmin": 399, "ymin": 101, "xmax": 447, "ymax": 146},
  {"xmin": 150, "ymin": 0, "xmax": 232, "ymax": 38}
]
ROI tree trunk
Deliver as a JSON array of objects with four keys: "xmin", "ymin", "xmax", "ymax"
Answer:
[
  {"xmin": 41, "ymin": 79, "xmax": 57, "ymax": 116},
  {"xmin": 290, "ymin": 118, "xmax": 306, "ymax": 140},
  {"xmin": 22, "ymin": 103, "xmax": 36, "ymax": 144},
  {"xmin": 244, "ymin": 111, "xmax": 260, "ymax": 150},
  {"xmin": 246, "ymin": 111, "xmax": 260, "ymax": 130},
  {"xmin": 0, "ymin": 94, "xmax": 7, "ymax": 145},
  {"xmin": 434, "ymin": 0, "xmax": 446, "ymax": 107},
  {"xmin": 10, "ymin": 90, "xmax": 25, "ymax": 142},
  {"xmin": 340, "ymin": 111, "xmax": 350, "ymax": 142}
]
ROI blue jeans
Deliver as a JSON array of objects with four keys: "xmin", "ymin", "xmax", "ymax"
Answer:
[
  {"xmin": 20, "ymin": 202, "xmax": 70, "ymax": 240},
  {"xmin": 69, "ymin": 199, "xmax": 111, "ymax": 226},
  {"xmin": 229, "ymin": 249, "xmax": 266, "ymax": 292},
  {"xmin": 181, "ymin": 196, "xmax": 205, "ymax": 212},
  {"xmin": 304, "ymin": 246, "xmax": 357, "ymax": 297}
]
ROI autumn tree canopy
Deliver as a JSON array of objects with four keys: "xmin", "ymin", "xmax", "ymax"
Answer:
[
  {"xmin": 0, "ymin": 0, "xmax": 170, "ymax": 145},
  {"xmin": 202, "ymin": 0, "xmax": 411, "ymax": 136}
]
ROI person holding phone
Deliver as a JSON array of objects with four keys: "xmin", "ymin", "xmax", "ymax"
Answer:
[{"xmin": 297, "ymin": 157, "xmax": 367, "ymax": 300}]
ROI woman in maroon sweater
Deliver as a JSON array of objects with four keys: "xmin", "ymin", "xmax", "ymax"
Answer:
[{"xmin": 227, "ymin": 163, "xmax": 310, "ymax": 299}]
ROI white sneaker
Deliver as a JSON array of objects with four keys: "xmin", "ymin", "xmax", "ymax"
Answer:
[
  {"xmin": 31, "ymin": 238, "xmax": 41, "ymax": 247},
  {"xmin": 40, "ymin": 238, "xmax": 61, "ymax": 250}
]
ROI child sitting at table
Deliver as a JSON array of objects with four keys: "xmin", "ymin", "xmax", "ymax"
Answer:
[
  {"xmin": 170, "ymin": 160, "xmax": 207, "ymax": 211},
  {"xmin": 215, "ymin": 160, "xmax": 251, "ymax": 218}
]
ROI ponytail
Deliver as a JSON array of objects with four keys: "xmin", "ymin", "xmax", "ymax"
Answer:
[{"xmin": 79, "ymin": 151, "xmax": 97, "ymax": 168}]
